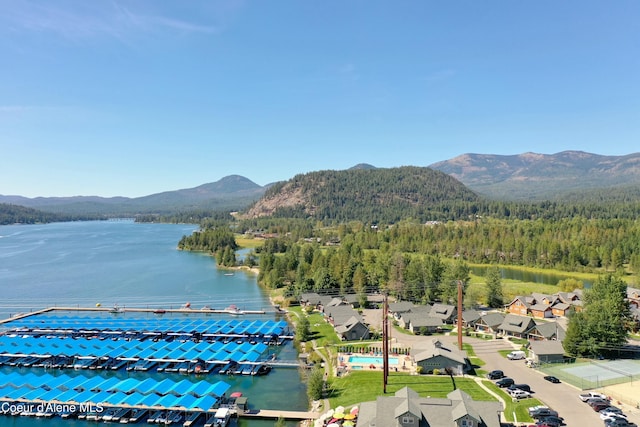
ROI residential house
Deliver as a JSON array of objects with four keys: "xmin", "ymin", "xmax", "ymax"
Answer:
[
  {"xmin": 397, "ymin": 305, "xmax": 432, "ymax": 329},
  {"xmin": 628, "ymin": 287, "xmax": 640, "ymax": 309},
  {"xmin": 413, "ymin": 338, "xmax": 471, "ymax": 375},
  {"xmin": 527, "ymin": 321, "xmax": 565, "ymax": 341},
  {"xmin": 474, "ymin": 312, "xmax": 505, "ymax": 335},
  {"xmin": 408, "ymin": 316, "xmax": 443, "ymax": 335},
  {"xmin": 388, "ymin": 301, "xmax": 415, "ymax": 320},
  {"xmin": 335, "ymin": 316, "xmax": 370, "ymax": 341},
  {"xmin": 356, "ymin": 386, "xmax": 501, "ymax": 427},
  {"xmin": 550, "ymin": 302, "xmax": 572, "ymax": 317},
  {"xmin": 430, "ymin": 303, "xmax": 457, "ymax": 324},
  {"xmin": 529, "ymin": 303, "xmax": 553, "ymax": 319},
  {"xmin": 460, "ymin": 309, "xmax": 481, "ymax": 328},
  {"xmin": 506, "ymin": 296, "xmax": 534, "ymax": 316},
  {"xmin": 498, "ymin": 314, "xmax": 536, "ymax": 338},
  {"xmin": 528, "ymin": 340, "xmax": 566, "ymax": 364}
]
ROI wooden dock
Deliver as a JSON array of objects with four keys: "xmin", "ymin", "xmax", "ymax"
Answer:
[
  {"xmin": 0, "ymin": 306, "xmax": 268, "ymax": 325},
  {"xmin": 239, "ymin": 409, "xmax": 320, "ymax": 421}
]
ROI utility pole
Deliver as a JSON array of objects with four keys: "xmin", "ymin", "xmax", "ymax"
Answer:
[
  {"xmin": 457, "ymin": 280, "xmax": 463, "ymax": 351},
  {"xmin": 382, "ymin": 292, "xmax": 388, "ymax": 393}
]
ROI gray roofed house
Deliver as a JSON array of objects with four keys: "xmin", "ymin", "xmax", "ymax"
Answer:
[
  {"xmin": 388, "ymin": 301, "xmax": 415, "ymax": 318},
  {"xmin": 299, "ymin": 292, "xmax": 322, "ymax": 307},
  {"xmin": 335, "ymin": 316, "xmax": 370, "ymax": 341},
  {"xmin": 528, "ymin": 340, "xmax": 566, "ymax": 363},
  {"xmin": 474, "ymin": 312, "xmax": 505, "ymax": 334},
  {"xmin": 413, "ymin": 338, "xmax": 471, "ymax": 375},
  {"xmin": 529, "ymin": 303, "xmax": 553, "ymax": 319},
  {"xmin": 325, "ymin": 305, "xmax": 362, "ymax": 327},
  {"xmin": 528, "ymin": 321, "xmax": 566, "ymax": 341},
  {"xmin": 460, "ymin": 309, "xmax": 481, "ymax": 328},
  {"xmin": 407, "ymin": 315, "xmax": 443, "ymax": 334},
  {"xmin": 355, "ymin": 386, "xmax": 501, "ymax": 427},
  {"xmin": 430, "ymin": 303, "xmax": 457, "ymax": 323},
  {"xmin": 325, "ymin": 297, "xmax": 346, "ymax": 308},
  {"xmin": 498, "ymin": 314, "xmax": 536, "ymax": 338}
]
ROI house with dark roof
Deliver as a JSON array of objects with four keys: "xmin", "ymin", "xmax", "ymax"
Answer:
[
  {"xmin": 528, "ymin": 340, "xmax": 566, "ymax": 363},
  {"xmin": 413, "ymin": 339, "xmax": 471, "ymax": 375},
  {"xmin": 324, "ymin": 305, "xmax": 370, "ymax": 341},
  {"xmin": 355, "ymin": 386, "xmax": 501, "ymax": 427},
  {"xmin": 460, "ymin": 309, "xmax": 481, "ymax": 328},
  {"xmin": 474, "ymin": 312, "xmax": 505, "ymax": 335},
  {"xmin": 388, "ymin": 301, "xmax": 415, "ymax": 319},
  {"xmin": 335, "ymin": 316, "xmax": 370, "ymax": 341},
  {"xmin": 397, "ymin": 305, "xmax": 432, "ymax": 328},
  {"xmin": 408, "ymin": 316, "xmax": 443, "ymax": 334},
  {"xmin": 430, "ymin": 303, "xmax": 457, "ymax": 324},
  {"xmin": 498, "ymin": 314, "xmax": 536, "ymax": 338},
  {"xmin": 527, "ymin": 321, "xmax": 565, "ymax": 341}
]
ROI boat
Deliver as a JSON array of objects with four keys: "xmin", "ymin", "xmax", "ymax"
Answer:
[
  {"xmin": 111, "ymin": 407, "xmax": 131, "ymax": 423},
  {"xmin": 183, "ymin": 411, "xmax": 203, "ymax": 427},
  {"xmin": 153, "ymin": 308, "xmax": 166, "ymax": 314},
  {"xmin": 123, "ymin": 408, "xmax": 148, "ymax": 424},
  {"xmin": 101, "ymin": 407, "xmax": 119, "ymax": 422},
  {"xmin": 224, "ymin": 304, "xmax": 245, "ymax": 315},
  {"xmin": 212, "ymin": 407, "xmax": 231, "ymax": 427},
  {"xmin": 110, "ymin": 304, "xmax": 124, "ymax": 314}
]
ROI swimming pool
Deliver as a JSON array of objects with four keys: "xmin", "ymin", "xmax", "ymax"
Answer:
[{"xmin": 348, "ymin": 355, "xmax": 399, "ymax": 365}]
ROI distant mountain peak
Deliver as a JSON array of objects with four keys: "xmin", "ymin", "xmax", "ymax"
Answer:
[{"xmin": 430, "ymin": 151, "xmax": 640, "ymax": 200}]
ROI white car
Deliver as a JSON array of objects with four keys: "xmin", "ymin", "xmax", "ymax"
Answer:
[
  {"xmin": 509, "ymin": 389, "xmax": 531, "ymax": 399},
  {"xmin": 527, "ymin": 405, "xmax": 549, "ymax": 415},
  {"xmin": 579, "ymin": 391, "xmax": 608, "ymax": 401},
  {"xmin": 601, "ymin": 412, "xmax": 627, "ymax": 421}
]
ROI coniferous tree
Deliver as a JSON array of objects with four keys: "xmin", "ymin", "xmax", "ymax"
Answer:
[{"xmin": 485, "ymin": 266, "xmax": 504, "ymax": 308}]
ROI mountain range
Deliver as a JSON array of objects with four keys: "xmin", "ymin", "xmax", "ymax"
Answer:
[{"xmin": 2, "ymin": 151, "xmax": 640, "ymax": 216}]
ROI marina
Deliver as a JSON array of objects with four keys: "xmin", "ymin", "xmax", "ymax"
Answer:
[
  {"xmin": 0, "ymin": 221, "xmax": 311, "ymax": 427},
  {"xmin": 0, "ymin": 308, "xmax": 312, "ymax": 425}
]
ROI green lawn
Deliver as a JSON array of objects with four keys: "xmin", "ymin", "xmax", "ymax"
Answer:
[
  {"xmin": 328, "ymin": 372, "xmax": 495, "ymax": 408},
  {"xmin": 484, "ymin": 381, "xmax": 539, "ymax": 423}
]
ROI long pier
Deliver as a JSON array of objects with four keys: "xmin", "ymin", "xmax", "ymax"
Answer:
[
  {"xmin": 0, "ymin": 306, "xmax": 269, "ymax": 325},
  {"xmin": 239, "ymin": 409, "xmax": 320, "ymax": 421}
]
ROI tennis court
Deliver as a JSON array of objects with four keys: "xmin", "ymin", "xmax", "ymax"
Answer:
[{"xmin": 540, "ymin": 359, "xmax": 640, "ymax": 390}]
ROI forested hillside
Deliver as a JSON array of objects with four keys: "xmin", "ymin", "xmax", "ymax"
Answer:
[
  {"xmin": 245, "ymin": 167, "xmax": 481, "ymax": 223},
  {"xmin": 0, "ymin": 203, "xmax": 104, "ymax": 225}
]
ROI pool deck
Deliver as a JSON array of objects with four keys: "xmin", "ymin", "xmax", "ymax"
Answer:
[{"xmin": 338, "ymin": 352, "xmax": 415, "ymax": 373}]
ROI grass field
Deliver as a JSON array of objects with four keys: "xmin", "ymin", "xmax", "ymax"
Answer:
[{"xmin": 328, "ymin": 371, "xmax": 494, "ymax": 408}]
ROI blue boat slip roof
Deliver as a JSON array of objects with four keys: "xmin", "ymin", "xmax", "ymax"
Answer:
[
  {"xmin": 0, "ymin": 334, "xmax": 269, "ymax": 363},
  {"xmin": 0, "ymin": 372, "xmax": 230, "ymax": 411},
  {"xmin": 5, "ymin": 315, "xmax": 288, "ymax": 336}
]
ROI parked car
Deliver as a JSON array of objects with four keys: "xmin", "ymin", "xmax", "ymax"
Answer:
[
  {"xmin": 507, "ymin": 350, "xmax": 527, "ymax": 360},
  {"xmin": 587, "ymin": 397, "xmax": 611, "ymax": 407},
  {"xmin": 605, "ymin": 419, "xmax": 637, "ymax": 427},
  {"xmin": 592, "ymin": 402, "xmax": 611, "ymax": 412},
  {"xmin": 508, "ymin": 383, "xmax": 531, "ymax": 393},
  {"xmin": 509, "ymin": 389, "xmax": 531, "ymax": 399},
  {"xmin": 530, "ymin": 408, "xmax": 559, "ymax": 419},
  {"xmin": 487, "ymin": 370, "xmax": 504, "ymax": 380},
  {"xmin": 539, "ymin": 415, "xmax": 564, "ymax": 426},
  {"xmin": 543, "ymin": 375, "xmax": 560, "ymax": 383},
  {"xmin": 600, "ymin": 407, "xmax": 625, "ymax": 416},
  {"xmin": 579, "ymin": 391, "xmax": 608, "ymax": 402},
  {"xmin": 496, "ymin": 377, "xmax": 515, "ymax": 388},
  {"xmin": 602, "ymin": 413, "xmax": 629, "ymax": 422},
  {"xmin": 528, "ymin": 406, "xmax": 549, "ymax": 415}
]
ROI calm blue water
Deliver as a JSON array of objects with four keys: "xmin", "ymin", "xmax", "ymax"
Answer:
[{"xmin": 0, "ymin": 221, "xmax": 306, "ymax": 427}]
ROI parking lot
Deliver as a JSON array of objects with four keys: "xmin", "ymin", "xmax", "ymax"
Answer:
[{"xmin": 470, "ymin": 337, "xmax": 640, "ymax": 426}]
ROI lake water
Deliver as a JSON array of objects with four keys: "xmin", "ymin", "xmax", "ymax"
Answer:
[
  {"xmin": 0, "ymin": 220, "xmax": 307, "ymax": 427},
  {"xmin": 470, "ymin": 265, "xmax": 593, "ymax": 288}
]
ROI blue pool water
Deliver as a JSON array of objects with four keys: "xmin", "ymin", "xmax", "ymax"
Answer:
[{"xmin": 348, "ymin": 356, "xmax": 399, "ymax": 365}]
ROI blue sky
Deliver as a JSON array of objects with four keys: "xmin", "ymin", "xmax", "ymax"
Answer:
[{"xmin": 1, "ymin": 1, "xmax": 638, "ymax": 197}]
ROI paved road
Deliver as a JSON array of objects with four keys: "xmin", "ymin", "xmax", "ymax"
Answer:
[{"xmin": 468, "ymin": 336, "xmax": 640, "ymax": 427}]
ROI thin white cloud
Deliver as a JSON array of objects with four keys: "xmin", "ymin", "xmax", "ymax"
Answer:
[{"xmin": 1, "ymin": 0, "xmax": 219, "ymax": 42}]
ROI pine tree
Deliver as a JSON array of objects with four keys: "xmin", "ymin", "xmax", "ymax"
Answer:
[{"xmin": 485, "ymin": 266, "xmax": 504, "ymax": 308}]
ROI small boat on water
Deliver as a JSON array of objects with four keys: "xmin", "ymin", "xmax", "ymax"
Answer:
[
  {"xmin": 224, "ymin": 273, "xmax": 234, "ymax": 276},
  {"xmin": 224, "ymin": 304, "xmax": 245, "ymax": 315}
]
